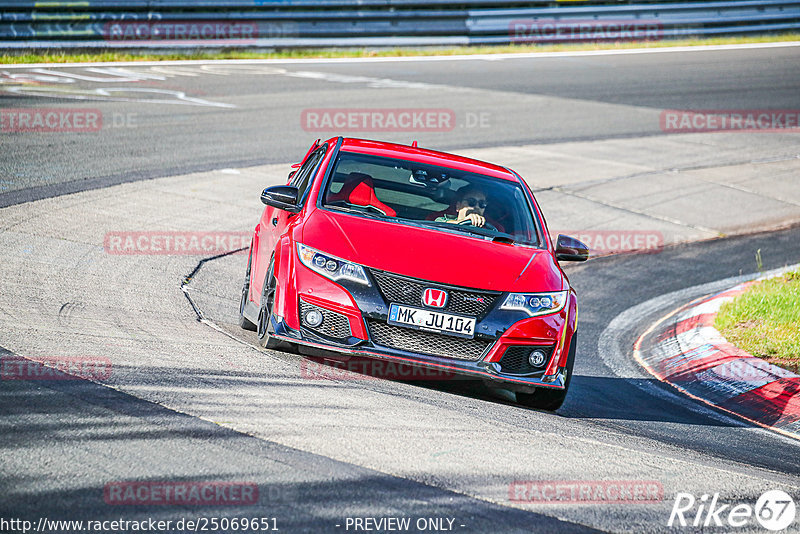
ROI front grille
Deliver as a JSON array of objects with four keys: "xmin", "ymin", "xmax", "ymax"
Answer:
[
  {"xmin": 300, "ymin": 301, "xmax": 352, "ymax": 340},
  {"xmin": 370, "ymin": 269, "xmax": 500, "ymax": 317},
  {"xmin": 498, "ymin": 345, "xmax": 554, "ymax": 375},
  {"xmin": 366, "ymin": 319, "xmax": 491, "ymax": 361}
]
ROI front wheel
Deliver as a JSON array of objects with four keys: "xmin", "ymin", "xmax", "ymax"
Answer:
[
  {"xmin": 516, "ymin": 333, "xmax": 576, "ymax": 411},
  {"xmin": 256, "ymin": 260, "xmax": 282, "ymax": 350}
]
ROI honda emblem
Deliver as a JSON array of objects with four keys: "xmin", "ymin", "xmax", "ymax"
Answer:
[{"xmin": 422, "ymin": 288, "xmax": 448, "ymax": 308}]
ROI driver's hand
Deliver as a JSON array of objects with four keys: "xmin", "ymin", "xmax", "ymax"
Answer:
[{"xmin": 456, "ymin": 208, "xmax": 485, "ymax": 227}]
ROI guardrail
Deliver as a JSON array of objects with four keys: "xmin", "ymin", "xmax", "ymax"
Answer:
[{"xmin": 1, "ymin": 0, "xmax": 799, "ymax": 49}]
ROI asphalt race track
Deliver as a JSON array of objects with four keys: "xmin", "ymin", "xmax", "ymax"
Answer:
[
  {"xmin": 1, "ymin": 44, "xmax": 800, "ymax": 533},
  {"xmin": 3, "ymin": 43, "xmax": 800, "ymax": 202}
]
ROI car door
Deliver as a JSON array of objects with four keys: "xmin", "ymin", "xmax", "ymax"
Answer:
[{"xmin": 251, "ymin": 143, "xmax": 327, "ymax": 299}]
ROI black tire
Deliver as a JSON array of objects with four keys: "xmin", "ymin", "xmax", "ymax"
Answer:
[
  {"xmin": 516, "ymin": 333, "xmax": 577, "ymax": 411},
  {"xmin": 256, "ymin": 259, "xmax": 282, "ymax": 350},
  {"xmin": 238, "ymin": 249, "xmax": 257, "ymax": 331}
]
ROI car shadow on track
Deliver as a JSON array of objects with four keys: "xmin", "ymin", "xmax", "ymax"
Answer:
[
  {"xmin": 298, "ymin": 354, "xmax": 744, "ymax": 427},
  {"xmin": 558, "ymin": 375, "xmax": 743, "ymax": 427}
]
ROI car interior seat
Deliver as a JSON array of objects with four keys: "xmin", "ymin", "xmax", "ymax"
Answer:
[{"xmin": 327, "ymin": 172, "xmax": 396, "ymax": 217}]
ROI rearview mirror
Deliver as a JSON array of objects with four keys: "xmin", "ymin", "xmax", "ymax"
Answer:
[
  {"xmin": 409, "ymin": 168, "xmax": 449, "ymax": 188},
  {"xmin": 555, "ymin": 234, "xmax": 589, "ymax": 262},
  {"xmin": 261, "ymin": 185, "xmax": 300, "ymax": 212}
]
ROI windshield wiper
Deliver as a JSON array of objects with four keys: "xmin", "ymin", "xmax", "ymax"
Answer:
[
  {"xmin": 420, "ymin": 220, "xmax": 496, "ymax": 238},
  {"xmin": 419, "ymin": 220, "xmax": 520, "ymax": 243},
  {"xmin": 325, "ymin": 205, "xmax": 385, "ymax": 219}
]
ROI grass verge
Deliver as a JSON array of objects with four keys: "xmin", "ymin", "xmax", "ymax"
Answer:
[
  {"xmin": 716, "ymin": 268, "xmax": 800, "ymax": 374},
  {"xmin": 2, "ymin": 34, "xmax": 799, "ymax": 64}
]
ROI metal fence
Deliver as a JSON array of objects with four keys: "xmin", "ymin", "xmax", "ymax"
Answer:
[{"xmin": 1, "ymin": 0, "xmax": 799, "ymax": 49}]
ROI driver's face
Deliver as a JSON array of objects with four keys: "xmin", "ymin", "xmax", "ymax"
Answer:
[{"xmin": 457, "ymin": 194, "xmax": 487, "ymax": 214}]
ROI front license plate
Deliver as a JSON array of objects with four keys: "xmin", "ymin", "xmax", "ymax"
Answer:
[{"xmin": 387, "ymin": 304, "xmax": 476, "ymax": 339}]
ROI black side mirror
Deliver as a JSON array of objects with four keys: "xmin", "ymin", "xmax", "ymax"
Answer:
[
  {"xmin": 555, "ymin": 234, "xmax": 589, "ymax": 262},
  {"xmin": 261, "ymin": 185, "xmax": 300, "ymax": 212}
]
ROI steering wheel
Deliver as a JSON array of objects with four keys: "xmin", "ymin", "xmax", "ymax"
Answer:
[{"xmin": 458, "ymin": 218, "xmax": 497, "ymax": 232}]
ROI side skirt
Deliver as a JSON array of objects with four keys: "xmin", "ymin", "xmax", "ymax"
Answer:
[{"xmin": 242, "ymin": 299, "xmax": 260, "ymax": 325}]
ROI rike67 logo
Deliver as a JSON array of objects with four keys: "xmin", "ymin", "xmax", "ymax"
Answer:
[{"xmin": 669, "ymin": 490, "xmax": 796, "ymax": 531}]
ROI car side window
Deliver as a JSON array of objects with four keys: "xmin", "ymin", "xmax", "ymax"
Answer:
[{"xmin": 291, "ymin": 146, "xmax": 327, "ymax": 205}]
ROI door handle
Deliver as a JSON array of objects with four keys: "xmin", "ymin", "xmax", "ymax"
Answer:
[{"xmin": 272, "ymin": 217, "xmax": 278, "ymax": 227}]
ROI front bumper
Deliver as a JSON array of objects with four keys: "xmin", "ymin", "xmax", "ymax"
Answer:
[{"xmin": 275, "ymin": 262, "xmax": 574, "ymax": 392}]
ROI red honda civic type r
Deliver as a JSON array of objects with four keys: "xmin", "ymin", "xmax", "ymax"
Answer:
[{"xmin": 239, "ymin": 137, "xmax": 588, "ymax": 410}]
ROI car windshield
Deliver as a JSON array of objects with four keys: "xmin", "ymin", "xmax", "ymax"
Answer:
[{"xmin": 321, "ymin": 151, "xmax": 542, "ymax": 247}]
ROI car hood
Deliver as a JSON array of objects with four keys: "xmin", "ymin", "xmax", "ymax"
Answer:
[{"xmin": 301, "ymin": 209, "xmax": 565, "ymax": 292}]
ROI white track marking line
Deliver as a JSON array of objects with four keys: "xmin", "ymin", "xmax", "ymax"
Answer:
[
  {"xmin": 29, "ymin": 67, "xmax": 147, "ymax": 83},
  {"xmin": 284, "ymin": 70, "xmax": 447, "ymax": 90},
  {"xmin": 2, "ymin": 86, "xmax": 236, "ymax": 107}
]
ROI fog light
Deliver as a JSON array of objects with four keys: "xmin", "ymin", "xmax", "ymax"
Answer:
[
  {"xmin": 529, "ymin": 349, "xmax": 547, "ymax": 367},
  {"xmin": 305, "ymin": 310, "xmax": 324, "ymax": 327}
]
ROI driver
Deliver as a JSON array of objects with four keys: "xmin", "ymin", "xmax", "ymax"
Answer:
[{"xmin": 435, "ymin": 185, "xmax": 488, "ymax": 227}]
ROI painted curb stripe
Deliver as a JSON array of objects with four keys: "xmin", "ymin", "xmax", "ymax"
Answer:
[
  {"xmin": 672, "ymin": 326, "xmax": 726, "ymax": 353},
  {"xmin": 666, "ymin": 349, "xmax": 748, "ymax": 382},
  {"xmin": 719, "ymin": 378, "xmax": 800, "ymax": 427},
  {"xmin": 675, "ymin": 283, "xmax": 756, "ymax": 321},
  {"xmin": 643, "ymin": 277, "xmax": 800, "ymax": 439},
  {"xmin": 670, "ymin": 313, "xmax": 716, "ymax": 337}
]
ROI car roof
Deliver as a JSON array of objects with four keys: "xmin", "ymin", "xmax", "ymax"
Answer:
[{"xmin": 333, "ymin": 138, "xmax": 519, "ymax": 182}]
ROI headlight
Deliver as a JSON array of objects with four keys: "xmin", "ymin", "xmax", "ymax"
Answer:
[
  {"xmin": 297, "ymin": 244, "xmax": 370, "ymax": 286},
  {"xmin": 500, "ymin": 290, "xmax": 568, "ymax": 317}
]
